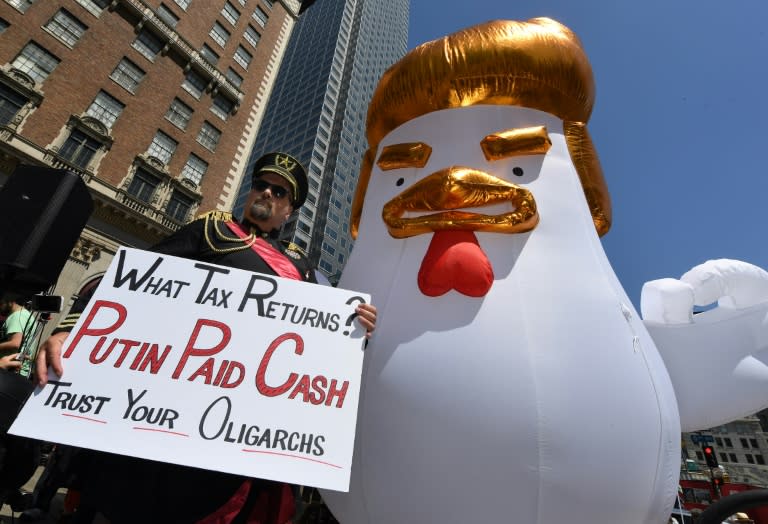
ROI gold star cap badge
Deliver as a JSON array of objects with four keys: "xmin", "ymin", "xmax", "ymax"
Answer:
[{"xmin": 251, "ymin": 152, "xmax": 308, "ymax": 208}]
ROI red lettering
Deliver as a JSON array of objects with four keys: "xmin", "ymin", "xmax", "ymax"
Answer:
[
  {"xmin": 310, "ymin": 376, "xmax": 327, "ymax": 405},
  {"xmin": 64, "ymin": 300, "xmax": 128, "ymax": 358},
  {"xmin": 187, "ymin": 357, "xmax": 215, "ymax": 384},
  {"xmin": 212, "ymin": 360, "xmax": 229, "ymax": 386},
  {"xmin": 221, "ymin": 361, "xmax": 244, "ymax": 389},
  {"xmin": 255, "ymin": 333, "xmax": 303, "ymax": 397},
  {"xmin": 172, "ymin": 319, "xmax": 231, "ymax": 379},
  {"xmin": 288, "ymin": 375, "xmax": 311, "ymax": 402},
  {"xmin": 325, "ymin": 379, "xmax": 349, "ymax": 408}
]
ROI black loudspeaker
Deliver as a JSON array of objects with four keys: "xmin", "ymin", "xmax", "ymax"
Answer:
[{"xmin": 0, "ymin": 165, "xmax": 93, "ymax": 295}]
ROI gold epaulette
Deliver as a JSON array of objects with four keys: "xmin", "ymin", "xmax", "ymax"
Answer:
[
  {"xmin": 282, "ymin": 240, "xmax": 307, "ymax": 257},
  {"xmin": 196, "ymin": 210, "xmax": 234, "ymax": 222}
]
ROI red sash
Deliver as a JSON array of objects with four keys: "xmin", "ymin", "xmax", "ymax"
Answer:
[
  {"xmin": 199, "ymin": 221, "xmax": 301, "ymax": 524},
  {"xmin": 225, "ymin": 222, "xmax": 302, "ymax": 281}
]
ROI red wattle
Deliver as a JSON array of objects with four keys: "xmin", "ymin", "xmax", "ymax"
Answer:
[{"xmin": 417, "ymin": 230, "xmax": 494, "ymax": 297}]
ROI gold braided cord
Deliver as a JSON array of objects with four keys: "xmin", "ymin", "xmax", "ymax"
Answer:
[{"xmin": 203, "ymin": 215, "xmax": 259, "ymax": 254}]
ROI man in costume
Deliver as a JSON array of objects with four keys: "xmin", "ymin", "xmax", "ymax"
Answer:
[{"xmin": 33, "ymin": 152, "xmax": 377, "ymax": 524}]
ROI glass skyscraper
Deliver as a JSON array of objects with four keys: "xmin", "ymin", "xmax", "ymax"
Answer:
[{"xmin": 232, "ymin": 0, "xmax": 408, "ymax": 281}]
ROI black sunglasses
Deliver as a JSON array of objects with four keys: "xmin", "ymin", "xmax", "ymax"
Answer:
[{"xmin": 252, "ymin": 179, "xmax": 291, "ymax": 200}]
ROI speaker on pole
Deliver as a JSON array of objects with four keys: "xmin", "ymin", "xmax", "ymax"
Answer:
[{"xmin": 0, "ymin": 164, "xmax": 94, "ymax": 296}]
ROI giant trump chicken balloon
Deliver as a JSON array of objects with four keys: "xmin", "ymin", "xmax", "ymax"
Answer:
[{"xmin": 321, "ymin": 18, "xmax": 768, "ymax": 524}]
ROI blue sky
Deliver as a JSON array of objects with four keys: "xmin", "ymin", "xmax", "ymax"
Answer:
[{"xmin": 407, "ymin": 1, "xmax": 768, "ymax": 308}]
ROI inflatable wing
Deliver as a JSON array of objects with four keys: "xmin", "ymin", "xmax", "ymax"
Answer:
[{"xmin": 642, "ymin": 259, "xmax": 768, "ymax": 432}]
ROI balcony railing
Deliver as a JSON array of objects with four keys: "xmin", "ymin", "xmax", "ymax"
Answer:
[
  {"xmin": 117, "ymin": 190, "xmax": 183, "ymax": 233},
  {"xmin": 117, "ymin": 0, "xmax": 244, "ymax": 104}
]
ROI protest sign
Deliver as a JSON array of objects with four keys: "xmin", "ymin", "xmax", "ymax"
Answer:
[{"xmin": 10, "ymin": 247, "xmax": 369, "ymax": 491}]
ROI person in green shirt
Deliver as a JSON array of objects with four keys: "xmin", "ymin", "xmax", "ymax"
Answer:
[{"xmin": 0, "ymin": 295, "xmax": 37, "ymax": 377}]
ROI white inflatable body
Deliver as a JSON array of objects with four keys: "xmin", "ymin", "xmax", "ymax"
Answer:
[{"xmin": 322, "ymin": 105, "xmax": 681, "ymax": 524}]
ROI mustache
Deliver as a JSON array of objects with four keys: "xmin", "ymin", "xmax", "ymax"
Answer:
[{"xmin": 382, "ymin": 166, "xmax": 538, "ymax": 238}]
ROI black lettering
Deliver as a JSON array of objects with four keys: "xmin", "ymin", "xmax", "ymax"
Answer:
[
  {"xmin": 123, "ymin": 388, "xmax": 147, "ymax": 419},
  {"xmin": 194, "ymin": 264, "xmax": 231, "ymax": 304},
  {"xmin": 238, "ymin": 274, "xmax": 278, "ymax": 314},
  {"xmin": 44, "ymin": 380, "xmax": 72, "ymax": 406},
  {"xmin": 273, "ymin": 429, "xmax": 289, "ymax": 450},
  {"xmin": 199, "ymin": 396, "xmax": 231, "ymax": 440},
  {"xmin": 313, "ymin": 435, "xmax": 325, "ymax": 456},
  {"xmin": 113, "ymin": 250, "xmax": 164, "ymax": 290}
]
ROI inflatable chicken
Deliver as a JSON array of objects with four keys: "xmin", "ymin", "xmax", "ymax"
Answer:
[{"xmin": 321, "ymin": 18, "xmax": 768, "ymax": 524}]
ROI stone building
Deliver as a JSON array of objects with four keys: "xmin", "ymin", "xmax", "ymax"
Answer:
[{"xmin": 0, "ymin": 0, "xmax": 310, "ymax": 325}]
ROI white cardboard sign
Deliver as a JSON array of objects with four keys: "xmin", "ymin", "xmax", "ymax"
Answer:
[{"xmin": 10, "ymin": 247, "xmax": 369, "ymax": 492}]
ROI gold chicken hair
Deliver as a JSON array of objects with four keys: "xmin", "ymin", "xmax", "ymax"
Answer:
[{"xmin": 352, "ymin": 17, "xmax": 610, "ymax": 238}]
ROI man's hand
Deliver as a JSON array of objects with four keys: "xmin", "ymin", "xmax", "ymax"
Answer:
[
  {"xmin": 35, "ymin": 331, "xmax": 68, "ymax": 386},
  {"xmin": 356, "ymin": 303, "xmax": 377, "ymax": 339},
  {"xmin": 0, "ymin": 353, "xmax": 21, "ymax": 371}
]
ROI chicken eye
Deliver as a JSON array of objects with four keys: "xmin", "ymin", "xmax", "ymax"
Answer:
[
  {"xmin": 512, "ymin": 167, "xmax": 524, "ymax": 177},
  {"xmin": 396, "ymin": 177, "xmax": 405, "ymax": 186}
]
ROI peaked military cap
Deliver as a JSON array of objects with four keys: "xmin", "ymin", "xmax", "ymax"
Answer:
[{"xmin": 251, "ymin": 152, "xmax": 308, "ymax": 208}]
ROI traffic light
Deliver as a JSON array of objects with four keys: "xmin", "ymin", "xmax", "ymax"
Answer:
[
  {"xmin": 703, "ymin": 445, "xmax": 719, "ymax": 468},
  {"xmin": 711, "ymin": 476, "xmax": 724, "ymax": 494}
]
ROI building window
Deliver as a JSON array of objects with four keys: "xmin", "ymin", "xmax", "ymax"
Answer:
[
  {"xmin": 173, "ymin": 0, "xmax": 190, "ymax": 10},
  {"xmin": 210, "ymin": 95, "xmax": 233, "ymax": 120},
  {"xmin": 181, "ymin": 69, "xmax": 205, "ymax": 99},
  {"xmin": 180, "ymin": 154, "xmax": 207, "ymax": 185},
  {"xmin": 252, "ymin": 6, "xmax": 268, "ymax": 27},
  {"xmin": 221, "ymin": 2, "xmax": 240, "ymax": 26},
  {"xmin": 719, "ymin": 453, "xmax": 728, "ymax": 462},
  {"xmin": 750, "ymin": 438, "xmax": 759, "ymax": 448},
  {"xmin": 243, "ymin": 25, "xmax": 260, "ymax": 48},
  {"xmin": 262, "ymin": 0, "xmax": 273, "ymax": 8},
  {"xmin": 724, "ymin": 438, "xmax": 733, "ymax": 447},
  {"xmin": 715, "ymin": 437, "xmax": 723, "ymax": 447},
  {"xmin": 147, "ymin": 131, "xmax": 177, "ymax": 164},
  {"xmin": 156, "ymin": 4, "xmax": 179, "ymax": 27},
  {"xmin": 199, "ymin": 44, "xmax": 219, "ymax": 65},
  {"xmin": 85, "ymin": 90, "xmax": 124, "ymax": 130},
  {"xmin": 127, "ymin": 169, "xmax": 160, "ymax": 203},
  {"xmin": 59, "ymin": 129, "xmax": 100, "ymax": 169},
  {"xmin": 166, "ymin": 190, "xmax": 193, "ymax": 222},
  {"xmin": 12, "ymin": 42, "xmax": 60, "ymax": 84},
  {"xmin": 165, "ymin": 98, "xmax": 193, "ymax": 130},
  {"xmin": 729, "ymin": 453, "xmax": 737, "ymax": 462},
  {"xmin": 233, "ymin": 45, "xmax": 252, "ymax": 70},
  {"xmin": 0, "ymin": 18, "xmax": 8, "ymax": 33},
  {"xmin": 74, "ymin": 0, "xmax": 109, "ymax": 16},
  {"xmin": 44, "ymin": 10, "xmax": 88, "ymax": 47},
  {"xmin": 209, "ymin": 22, "xmax": 230, "ymax": 48},
  {"xmin": 757, "ymin": 455, "xmax": 765, "ymax": 465},
  {"xmin": 0, "ymin": 84, "xmax": 27, "ymax": 125},
  {"xmin": 225, "ymin": 68, "xmax": 242, "ymax": 88},
  {"xmin": 746, "ymin": 454, "xmax": 755, "ymax": 464},
  {"xmin": 237, "ymin": 0, "xmax": 246, "ymax": 5},
  {"xmin": 196, "ymin": 121, "xmax": 221, "ymax": 151},
  {"xmin": 110, "ymin": 58, "xmax": 145, "ymax": 93},
  {"xmin": 132, "ymin": 29, "xmax": 164, "ymax": 61},
  {"xmin": 741, "ymin": 438, "xmax": 750, "ymax": 448},
  {"xmin": 5, "ymin": 0, "xmax": 35, "ymax": 13}
]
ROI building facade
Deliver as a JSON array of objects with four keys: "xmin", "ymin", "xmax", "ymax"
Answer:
[
  {"xmin": 231, "ymin": 0, "xmax": 409, "ymax": 281},
  {"xmin": 683, "ymin": 417, "xmax": 768, "ymax": 487},
  {"xmin": 0, "ymin": 0, "xmax": 310, "ymax": 324}
]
